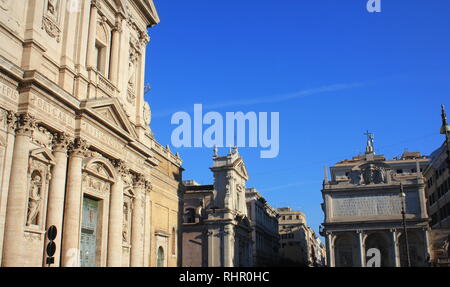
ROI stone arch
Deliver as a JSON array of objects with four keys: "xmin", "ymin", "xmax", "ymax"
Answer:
[
  {"xmin": 333, "ymin": 232, "xmax": 359, "ymax": 267},
  {"xmin": 83, "ymin": 157, "xmax": 117, "ymax": 182},
  {"xmin": 399, "ymin": 230, "xmax": 426, "ymax": 267},
  {"xmin": 364, "ymin": 231, "xmax": 393, "ymax": 267}
]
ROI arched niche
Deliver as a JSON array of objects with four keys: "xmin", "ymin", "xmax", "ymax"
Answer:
[
  {"xmin": 333, "ymin": 232, "xmax": 359, "ymax": 267},
  {"xmin": 364, "ymin": 231, "xmax": 393, "ymax": 267}
]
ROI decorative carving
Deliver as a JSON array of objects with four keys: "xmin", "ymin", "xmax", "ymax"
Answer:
[
  {"xmin": 361, "ymin": 163, "xmax": 387, "ymax": 185},
  {"xmin": 68, "ymin": 137, "xmax": 88, "ymax": 157},
  {"xmin": 143, "ymin": 102, "xmax": 151, "ymax": 127},
  {"xmin": 15, "ymin": 113, "xmax": 36, "ymax": 137},
  {"xmin": 0, "ymin": 0, "xmax": 10, "ymax": 11},
  {"xmin": 113, "ymin": 18, "xmax": 123, "ymax": 33},
  {"xmin": 47, "ymin": 0, "xmax": 58, "ymax": 18},
  {"xmin": 42, "ymin": 0, "xmax": 61, "ymax": 42},
  {"xmin": 32, "ymin": 126, "xmax": 53, "ymax": 149},
  {"xmin": 52, "ymin": 131, "xmax": 71, "ymax": 152},
  {"xmin": 27, "ymin": 171, "xmax": 42, "ymax": 226},
  {"xmin": 133, "ymin": 173, "xmax": 146, "ymax": 189},
  {"xmin": 6, "ymin": 110, "xmax": 16, "ymax": 132},
  {"xmin": 82, "ymin": 172, "xmax": 111, "ymax": 195},
  {"xmin": 122, "ymin": 201, "xmax": 130, "ymax": 242}
]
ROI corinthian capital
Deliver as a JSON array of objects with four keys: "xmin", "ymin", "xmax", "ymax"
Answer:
[
  {"xmin": 15, "ymin": 112, "xmax": 36, "ymax": 137},
  {"xmin": 133, "ymin": 173, "xmax": 146, "ymax": 189},
  {"xmin": 52, "ymin": 131, "xmax": 72, "ymax": 152},
  {"xmin": 68, "ymin": 137, "xmax": 88, "ymax": 157},
  {"xmin": 112, "ymin": 159, "xmax": 130, "ymax": 180},
  {"xmin": 6, "ymin": 110, "xmax": 17, "ymax": 132}
]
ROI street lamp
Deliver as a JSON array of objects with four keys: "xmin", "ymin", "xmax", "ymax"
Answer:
[{"xmin": 399, "ymin": 183, "xmax": 412, "ymax": 267}]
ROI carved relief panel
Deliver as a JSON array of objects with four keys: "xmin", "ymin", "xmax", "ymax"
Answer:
[{"xmin": 42, "ymin": 0, "xmax": 61, "ymax": 42}]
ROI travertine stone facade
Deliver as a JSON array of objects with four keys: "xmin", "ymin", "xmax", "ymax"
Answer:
[
  {"xmin": 182, "ymin": 149, "xmax": 253, "ymax": 267},
  {"xmin": 0, "ymin": 0, "xmax": 183, "ymax": 267},
  {"xmin": 321, "ymin": 138, "xmax": 431, "ymax": 267},
  {"xmin": 245, "ymin": 188, "xmax": 279, "ymax": 267}
]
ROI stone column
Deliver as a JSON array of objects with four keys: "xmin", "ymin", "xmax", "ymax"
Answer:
[
  {"xmin": 1, "ymin": 113, "xmax": 36, "ymax": 267},
  {"xmin": 61, "ymin": 138, "xmax": 88, "ymax": 267},
  {"xmin": 326, "ymin": 233, "xmax": 335, "ymax": 267},
  {"xmin": 223, "ymin": 225, "xmax": 233, "ymax": 267},
  {"xmin": 130, "ymin": 174, "xmax": 146, "ymax": 267},
  {"xmin": 0, "ymin": 112, "xmax": 19, "ymax": 263},
  {"xmin": 44, "ymin": 132, "xmax": 71, "ymax": 267},
  {"xmin": 109, "ymin": 19, "xmax": 122, "ymax": 85},
  {"xmin": 107, "ymin": 160, "xmax": 126, "ymax": 267},
  {"xmin": 391, "ymin": 229, "xmax": 400, "ymax": 267},
  {"xmin": 207, "ymin": 229, "xmax": 215, "ymax": 267},
  {"xmin": 357, "ymin": 230, "xmax": 365, "ymax": 267},
  {"xmin": 86, "ymin": 0, "xmax": 99, "ymax": 69}
]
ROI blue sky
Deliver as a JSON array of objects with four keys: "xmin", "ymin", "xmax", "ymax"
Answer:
[{"xmin": 144, "ymin": 0, "xmax": 450, "ymax": 237}]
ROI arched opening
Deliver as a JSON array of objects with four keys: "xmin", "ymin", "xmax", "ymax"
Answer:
[
  {"xmin": 157, "ymin": 246, "xmax": 165, "ymax": 267},
  {"xmin": 334, "ymin": 233, "xmax": 358, "ymax": 267},
  {"xmin": 365, "ymin": 232, "xmax": 392, "ymax": 267},
  {"xmin": 399, "ymin": 231, "xmax": 426, "ymax": 267}
]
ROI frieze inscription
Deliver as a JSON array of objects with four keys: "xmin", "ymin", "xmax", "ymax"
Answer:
[{"xmin": 332, "ymin": 192, "xmax": 419, "ymax": 217}]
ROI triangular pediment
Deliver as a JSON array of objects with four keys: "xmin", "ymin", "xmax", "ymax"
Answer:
[
  {"xmin": 233, "ymin": 158, "xmax": 249, "ymax": 180},
  {"xmin": 30, "ymin": 148, "xmax": 56, "ymax": 165},
  {"xmin": 81, "ymin": 98, "xmax": 138, "ymax": 139}
]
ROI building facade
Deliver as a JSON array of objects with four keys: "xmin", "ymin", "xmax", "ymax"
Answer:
[
  {"xmin": 278, "ymin": 207, "xmax": 325, "ymax": 266},
  {"xmin": 0, "ymin": 0, "xmax": 183, "ymax": 267},
  {"xmin": 321, "ymin": 134, "xmax": 431, "ymax": 267},
  {"xmin": 182, "ymin": 148, "xmax": 253, "ymax": 267},
  {"xmin": 423, "ymin": 105, "xmax": 450, "ymax": 266},
  {"xmin": 245, "ymin": 188, "xmax": 279, "ymax": 267},
  {"xmin": 425, "ymin": 105, "xmax": 450, "ymax": 229}
]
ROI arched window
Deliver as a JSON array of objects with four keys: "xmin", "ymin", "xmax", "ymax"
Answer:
[
  {"xmin": 172, "ymin": 227, "xmax": 176, "ymax": 255},
  {"xmin": 157, "ymin": 247, "xmax": 165, "ymax": 267}
]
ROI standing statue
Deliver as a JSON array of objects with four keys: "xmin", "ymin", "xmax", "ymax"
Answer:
[
  {"xmin": 365, "ymin": 131, "xmax": 375, "ymax": 154},
  {"xmin": 47, "ymin": 0, "xmax": 58, "ymax": 17},
  {"xmin": 27, "ymin": 174, "xmax": 42, "ymax": 226},
  {"xmin": 122, "ymin": 204, "xmax": 129, "ymax": 242}
]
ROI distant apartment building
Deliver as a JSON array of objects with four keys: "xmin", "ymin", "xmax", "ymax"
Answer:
[
  {"xmin": 277, "ymin": 207, "xmax": 324, "ymax": 266},
  {"xmin": 423, "ymin": 105, "xmax": 450, "ymax": 266},
  {"xmin": 245, "ymin": 188, "xmax": 280, "ymax": 266},
  {"xmin": 425, "ymin": 105, "xmax": 450, "ymax": 229}
]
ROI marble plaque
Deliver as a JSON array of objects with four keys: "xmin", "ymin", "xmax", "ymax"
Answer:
[{"xmin": 332, "ymin": 192, "xmax": 419, "ymax": 217}]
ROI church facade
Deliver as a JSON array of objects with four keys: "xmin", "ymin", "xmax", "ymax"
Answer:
[
  {"xmin": 182, "ymin": 148, "xmax": 253, "ymax": 267},
  {"xmin": 320, "ymin": 135, "xmax": 431, "ymax": 267},
  {"xmin": 0, "ymin": 0, "xmax": 183, "ymax": 267}
]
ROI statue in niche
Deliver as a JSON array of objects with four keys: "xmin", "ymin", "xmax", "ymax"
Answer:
[
  {"xmin": 47, "ymin": 0, "xmax": 58, "ymax": 18},
  {"xmin": 122, "ymin": 203, "xmax": 129, "ymax": 242},
  {"xmin": 128, "ymin": 50, "xmax": 137, "ymax": 91},
  {"xmin": 27, "ymin": 173, "xmax": 42, "ymax": 226}
]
